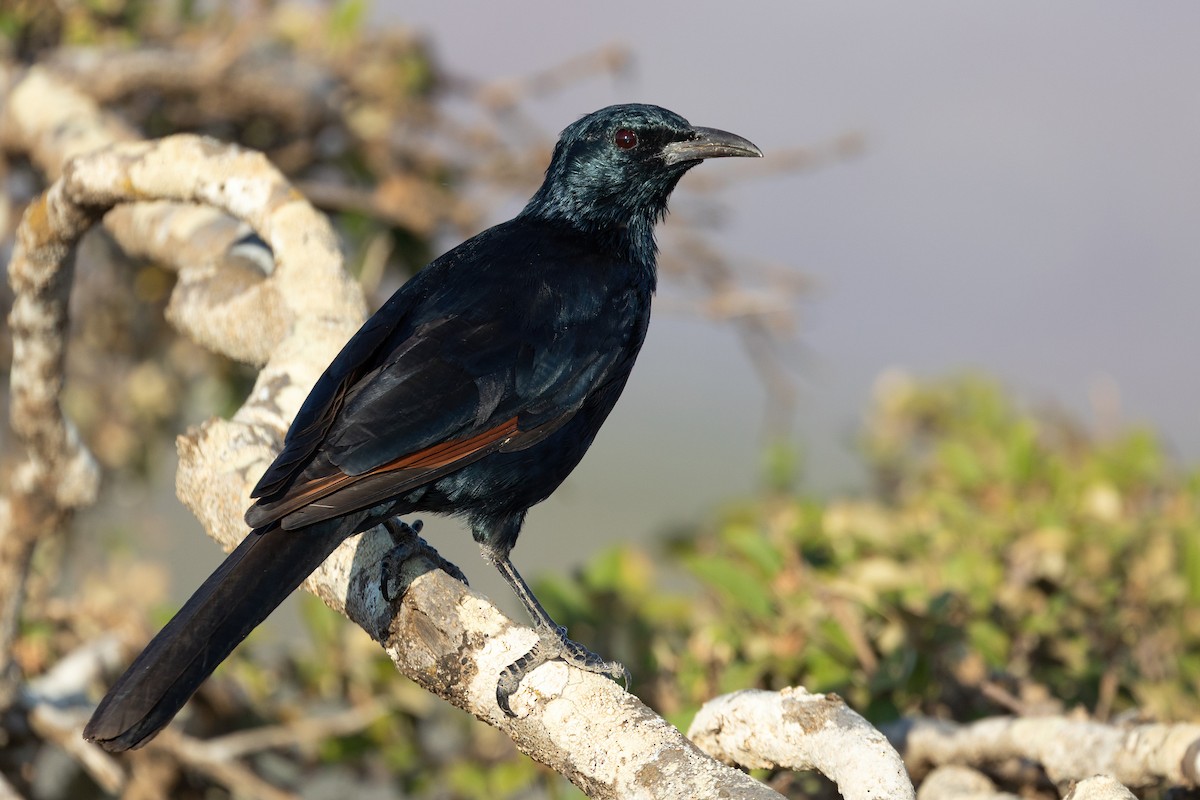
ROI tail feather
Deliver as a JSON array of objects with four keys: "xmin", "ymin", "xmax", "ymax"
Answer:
[{"xmin": 84, "ymin": 525, "xmax": 342, "ymax": 751}]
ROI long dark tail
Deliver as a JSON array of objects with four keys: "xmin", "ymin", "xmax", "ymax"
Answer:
[{"xmin": 84, "ymin": 525, "xmax": 343, "ymax": 751}]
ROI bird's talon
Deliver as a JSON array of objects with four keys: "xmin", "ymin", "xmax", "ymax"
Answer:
[
  {"xmin": 383, "ymin": 516, "xmax": 424, "ymax": 541},
  {"xmin": 494, "ymin": 626, "xmax": 628, "ymax": 715},
  {"xmin": 497, "ymin": 640, "xmax": 544, "ymax": 717},
  {"xmin": 379, "ymin": 549, "xmax": 402, "ymax": 603},
  {"xmin": 379, "ymin": 517, "xmax": 467, "ymax": 604}
]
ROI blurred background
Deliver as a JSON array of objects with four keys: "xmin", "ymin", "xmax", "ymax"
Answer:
[{"xmin": 3, "ymin": 2, "xmax": 1200, "ymax": 798}]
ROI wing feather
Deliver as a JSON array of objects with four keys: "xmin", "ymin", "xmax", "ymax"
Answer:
[
  {"xmin": 244, "ymin": 220, "xmax": 645, "ymax": 532},
  {"xmin": 246, "ymin": 416, "xmax": 522, "ymax": 529}
]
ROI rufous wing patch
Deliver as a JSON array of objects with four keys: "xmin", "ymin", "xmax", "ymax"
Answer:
[{"xmin": 245, "ymin": 417, "xmax": 520, "ymax": 528}]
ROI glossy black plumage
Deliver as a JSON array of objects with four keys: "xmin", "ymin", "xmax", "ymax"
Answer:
[{"xmin": 84, "ymin": 104, "xmax": 761, "ymax": 751}]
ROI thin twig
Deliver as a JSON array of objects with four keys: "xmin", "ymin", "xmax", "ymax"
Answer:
[
  {"xmin": 199, "ymin": 702, "xmax": 391, "ymax": 761},
  {"xmin": 151, "ymin": 729, "xmax": 298, "ymax": 800},
  {"xmin": 26, "ymin": 705, "xmax": 124, "ymax": 794}
]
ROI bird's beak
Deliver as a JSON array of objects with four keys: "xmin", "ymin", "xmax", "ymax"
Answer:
[{"xmin": 662, "ymin": 126, "xmax": 763, "ymax": 166}]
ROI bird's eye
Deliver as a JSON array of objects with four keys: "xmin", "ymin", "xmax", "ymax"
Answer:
[{"xmin": 613, "ymin": 128, "xmax": 638, "ymax": 150}]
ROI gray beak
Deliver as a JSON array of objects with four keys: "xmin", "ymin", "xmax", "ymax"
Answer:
[{"xmin": 662, "ymin": 126, "xmax": 763, "ymax": 166}]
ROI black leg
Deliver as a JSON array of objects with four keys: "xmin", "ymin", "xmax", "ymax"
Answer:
[
  {"xmin": 485, "ymin": 548, "xmax": 628, "ymax": 715},
  {"xmin": 380, "ymin": 518, "xmax": 468, "ymax": 603}
]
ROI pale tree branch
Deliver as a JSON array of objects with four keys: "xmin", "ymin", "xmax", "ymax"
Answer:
[
  {"xmin": 143, "ymin": 729, "xmax": 300, "ymax": 800},
  {"xmin": 887, "ymin": 714, "xmax": 1200, "ymax": 793},
  {"xmin": 0, "ymin": 65, "xmax": 140, "ymax": 180},
  {"xmin": 0, "ymin": 771, "xmax": 24, "ymax": 800},
  {"xmin": 915, "ymin": 765, "xmax": 1021, "ymax": 800},
  {"xmin": 173, "ymin": 403, "xmax": 786, "ymax": 798},
  {"xmin": 0, "ymin": 61, "xmax": 361, "ymax": 711},
  {"xmin": 688, "ymin": 687, "xmax": 916, "ymax": 800},
  {"xmin": 189, "ymin": 702, "xmax": 391, "ymax": 762},
  {"xmin": 915, "ymin": 767, "xmax": 1141, "ymax": 800},
  {"xmin": 1062, "ymin": 775, "xmax": 1138, "ymax": 800},
  {"xmin": 11, "ymin": 634, "xmax": 381, "ymax": 800},
  {"xmin": 25, "ymin": 705, "xmax": 124, "ymax": 795},
  {"xmin": 13, "ymin": 637, "xmax": 125, "ymax": 794},
  {"xmin": 0, "ymin": 110, "xmax": 108, "ymax": 703}
]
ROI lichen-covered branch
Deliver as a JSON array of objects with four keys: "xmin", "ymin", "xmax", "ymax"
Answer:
[
  {"xmin": 915, "ymin": 765, "xmax": 1020, "ymax": 800},
  {"xmin": 1063, "ymin": 775, "xmax": 1138, "ymax": 800},
  {"xmin": 688, "ymin": 687, "xmax": 916, "ymax": 800},
  {"xmin": 0, "ymin": 65, "xmax": 138, "ymax": 180},
  {"xmin": 0, "ymin": 61, "xmax": 359, "ymax": 701},
  {"xmin": 889, "ymin": 715, "xmax": 1200, "ymax": 792},
  {"xmin": 0, "ymin": 147, "xmax": 107, "ymax": 703}
]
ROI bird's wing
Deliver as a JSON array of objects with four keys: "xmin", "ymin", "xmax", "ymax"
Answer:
[
  {"xmin": 244, "ymin": 298, "xmax": 626, "ymax": 531},
  {"xmin": 248, "ymin": 286, "xmax": 421, "ymax": 504}
]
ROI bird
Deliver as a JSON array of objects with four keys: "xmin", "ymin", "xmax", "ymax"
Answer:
[{"xmin": 83, "ymin": 103, "xmax": 762, "ymax": 751}]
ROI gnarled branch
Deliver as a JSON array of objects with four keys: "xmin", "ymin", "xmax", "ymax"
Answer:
[
  {"xmin": 888, "ymin": 714, "xmax": 1200, "ymax": 792},
  {"xmin": 689, "ymin": 687, "xmax": 916, "ymax": 800}
]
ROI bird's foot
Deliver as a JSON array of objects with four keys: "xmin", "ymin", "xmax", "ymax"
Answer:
[
  {"xmin": 496, "ymin": 625, "xmax": 628, "ymax": 716},
  {"xmin": 380, "ymin": 518, "xmax": 468, "ymax": 603}
]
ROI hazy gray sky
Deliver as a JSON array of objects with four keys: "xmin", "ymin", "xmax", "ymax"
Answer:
[{"xmin": 365, "ymin": 2, "xmax": 1200, "ymax": 587}]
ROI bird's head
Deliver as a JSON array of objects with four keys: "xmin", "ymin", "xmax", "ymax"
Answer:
[{"xmin": 522, "ymin": 104, "xmax": 761, "ymax": 258}]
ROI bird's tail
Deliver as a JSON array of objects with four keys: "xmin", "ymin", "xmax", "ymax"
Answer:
[{"xmin": 83, "ymin": 525, "xmax": 343, "ymax": 752}]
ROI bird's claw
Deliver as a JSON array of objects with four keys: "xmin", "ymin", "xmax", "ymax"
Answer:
[
  {"xmin": 379, "ymin": 518, "xmax": 468, "ymax": 603},
  {"xmin": 496, "ymin": 626, "xmax": 628, "ymax": 716}
]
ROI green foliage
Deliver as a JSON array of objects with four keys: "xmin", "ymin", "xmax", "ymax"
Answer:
[
  {"xmin": 328, "ymin": 0, "xmax": 368, "ymax": 44},
  {"xmin": 540, "ymin": 374, "xmax": 1200, "ymax": 727}
]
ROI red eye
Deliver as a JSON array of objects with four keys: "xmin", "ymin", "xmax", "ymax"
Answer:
[{"xmin": 614, "ymin": 128, "xmax": 638, "ymax": 150}]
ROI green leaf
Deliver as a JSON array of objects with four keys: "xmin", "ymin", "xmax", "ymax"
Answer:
[
  {"xmin": 967, "ymin": 619, "xmax": 1010, "ymax": 665},
  {"xmin": 684, "ymin": 554, "xmax": 774, "ymax": 619},
  {"xmin": 329, "ymin": 0, "xmax": 368, "ymax": 42},
  {"xmin": 724, "ymin": 524, "xmax": 784, "ymax": 577}
]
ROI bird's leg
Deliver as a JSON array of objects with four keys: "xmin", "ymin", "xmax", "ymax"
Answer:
[
  {"xmin": 380, "ymin": 518, "xmax": 468, "ymax": 603},
  {"xmin": 485, "ymin": 548, "xmax": 629, "ymax": 716}
]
